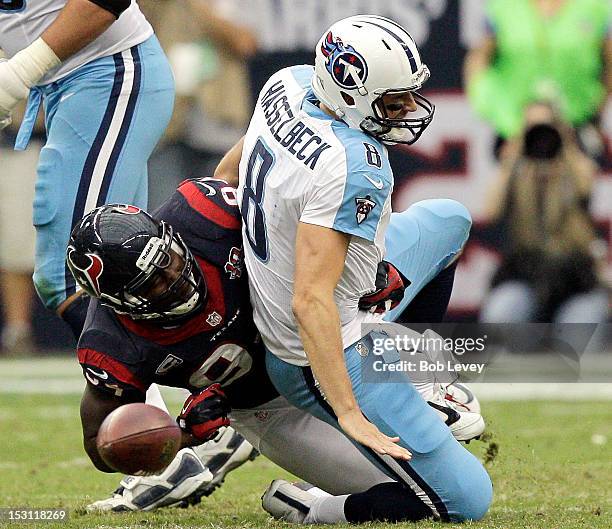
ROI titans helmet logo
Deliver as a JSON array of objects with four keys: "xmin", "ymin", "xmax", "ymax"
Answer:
[{"xmin": 320, "ymin": 31, "xmax": 368, "ymax": 90}]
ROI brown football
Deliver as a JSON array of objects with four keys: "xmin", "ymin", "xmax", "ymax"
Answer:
[{"xmin": 96, "ymin": 403, "xmax": 182, "ymax": 474}]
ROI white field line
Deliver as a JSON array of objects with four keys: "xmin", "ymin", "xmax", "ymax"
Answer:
[{"xmin": 1, "ymin": 358, "xmax": 611, "ymax": 399}]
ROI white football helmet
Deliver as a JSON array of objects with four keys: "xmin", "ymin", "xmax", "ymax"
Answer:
[{"xmin": 312, "ymin": 15, "xmax": 434, "ymax": 145}]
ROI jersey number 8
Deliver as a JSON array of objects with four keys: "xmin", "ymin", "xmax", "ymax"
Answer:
[{"xmin": 241, "ymin": 138, "xmax": 275, "ymax": 262}]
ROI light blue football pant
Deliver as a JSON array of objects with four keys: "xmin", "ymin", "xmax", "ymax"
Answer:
[
  {"xmin": 17, "ymin": 36, "xmax": 175, "ymax": 310},
  {"xmin": 265, "ymin": 200, "xmax": 492, "ymax": 522},
  {"xmin": 383, "ymin": 198, "xmax": 472, "ymax": 322}
]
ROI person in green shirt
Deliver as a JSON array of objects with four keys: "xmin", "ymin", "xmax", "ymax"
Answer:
[{"xmin": 464, "ymin": 0, "xmax": 611, "ymax": 159}]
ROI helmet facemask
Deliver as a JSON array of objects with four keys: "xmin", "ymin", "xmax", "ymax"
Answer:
[
  {"xmin": 362, "ymin": 89, "xmax": 435, "ymax": 145},
  {"xmin": 117, "ymin": 222, "xmax": 205, "ymax": 322}
]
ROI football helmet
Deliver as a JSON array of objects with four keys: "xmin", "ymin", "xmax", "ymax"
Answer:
[
  {"xmin": 67, "ymin": 204, "xmax": 205, "ymax": 322},
  {"xmin": 312, "ymin": 15, "xmax": 434, "ymax": 145}
]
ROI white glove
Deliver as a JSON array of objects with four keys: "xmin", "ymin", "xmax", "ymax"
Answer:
[{"xmin": 0, "ymin": 38, "xmax": 60, "ymax": 131}]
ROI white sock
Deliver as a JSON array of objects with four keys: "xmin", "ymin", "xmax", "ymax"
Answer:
[
  {"xmin": 304, "ymin": 495, "xmax": 349, "ymax": 524},
  {"xmin": 306, "ymin": 486, "xmax": 331, "ymax": 498},
  {"xmin": 145, "ymin": 384, "xmax": 169, "ymax": 413}
]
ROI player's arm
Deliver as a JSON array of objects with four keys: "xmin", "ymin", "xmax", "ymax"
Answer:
[
  {"xmin": 41, "ymin": 0, "xmax": 126, "ymax": 61},
  {"xmin": 0, "ymin": 0, "xmax": 126, "ymax": 128},
  {"xmin": 80, "ymin": 384, "xmax": 140, "ymax": 472},
  {"xmin": 214, "ymin": 137, "xmax": 244, "ymax": 187},
  {"xmin": 292, "ymin": 222, "xmax": 411, "ymax": 460}
]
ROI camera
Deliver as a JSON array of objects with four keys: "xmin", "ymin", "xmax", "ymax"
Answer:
[{"xmin": 523, "ymin": 123, "xmax": 563, "ymax": 160}]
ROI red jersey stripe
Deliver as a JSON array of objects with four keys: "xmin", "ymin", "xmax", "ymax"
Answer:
[
  {"xmin": 178, "ymin": 180, "xmax": 241, "ymax": 230},
  {"xmin": 78, "ymin": 348, "xmax": 147, "ymax": 392}
]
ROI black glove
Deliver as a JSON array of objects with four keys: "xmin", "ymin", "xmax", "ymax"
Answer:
[
  {"xmin": 359, "ymin": 261, "xmax": 406, "ymax": 314},
  {"xmin": 177, "ymin": 383, "xmax": 231, "ymax": 442}
]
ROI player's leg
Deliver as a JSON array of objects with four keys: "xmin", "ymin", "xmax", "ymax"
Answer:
[
  {"xmin": 381, "ymin": 200, "xmax": 482, "ymax": 421},
  {"xmin": 264, "ymin": 341, "xmax": 492, "ymax": 523},
  {"xmin": 383, "ymin": 199, "xmax": 472, "ymax": 323},
  {"xmin": 232, "ymin": 396, "xmax": 394, "ymax": 495},
  {"xmin": 32, "ymin": 36, "xmax": 174, "ymax": 337}
]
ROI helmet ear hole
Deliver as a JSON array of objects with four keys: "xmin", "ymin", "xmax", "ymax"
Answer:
[{"xmin": 340, "ymin": 91, "xmax": 356, "ymax": 107}]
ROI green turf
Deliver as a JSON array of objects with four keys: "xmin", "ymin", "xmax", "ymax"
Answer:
[{"xmin": 0, "ymin": 394, "xmax": 610, "ymax": 528}]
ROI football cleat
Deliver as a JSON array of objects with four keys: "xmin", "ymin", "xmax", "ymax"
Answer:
[
  {"xmin": 262, "ymin": 479, "xmax": 315, "ymax": 523},
  {"xmin": 428, "ymin": 385, "xmax": 485, "ymax": 443},
  {"xmin": 179, "ymin": 426, "xmax": 259, "ymax": 507},
  {"xmin": 444, "ymin": 381, "xmax": 481, "ymax": 414},
  {"xmin": 86, "ymin": 447, "xmax": 213, "ymax": 512}
]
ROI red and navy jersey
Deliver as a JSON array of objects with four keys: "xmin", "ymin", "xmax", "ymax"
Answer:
[{"xmin": 77, "ymin": 178, "xmax": 278, "ymax": 409}]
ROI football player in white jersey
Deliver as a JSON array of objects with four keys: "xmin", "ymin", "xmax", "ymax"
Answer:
[
  {"xmin": 0, "ymin": 0, "xmax": 250, "ymax": 510},
  {"xmin": 0, "ymin": 0, "xmax": 172, "ymax": 335},
  {"xmin": 231, "ymin": 15, "xmax": 492, "ymax": 523}
]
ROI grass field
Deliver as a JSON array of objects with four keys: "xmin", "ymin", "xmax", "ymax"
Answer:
[{"xmin": 1, "ymin": 361, "xmax": 611, "ymax": 528}]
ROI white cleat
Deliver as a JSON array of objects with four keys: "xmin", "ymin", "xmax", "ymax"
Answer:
[
  {"xmin": 86, "ymin": 447, "xmax": 213, "ymax": 512},
  {"xmin": 444, "ymin": 381, "xmax": 481, "ymax": 414},
  {"xmin": 428, "ymin": 385, "xmax": 485, "ymax": 443},
  {"xmin": 180, "ymin": 426, "xmax": 259, "ymax": 506},
  {"xmin": 262, "ymin": 479, "xmax": 315, "ymax": 523}
]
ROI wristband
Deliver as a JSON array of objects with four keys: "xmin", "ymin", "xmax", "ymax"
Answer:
[{"xmin": 9, "ymin": 38, "xmax": 61, "ymax": 88}]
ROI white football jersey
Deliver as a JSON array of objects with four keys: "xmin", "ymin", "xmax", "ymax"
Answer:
[
  {"xmin": 0, "ymin": 0, "xmax": 152, "ymax": 84},
  {"xmin": 237, "ymin": 65, "xmax": 393, "ymax": 366}
]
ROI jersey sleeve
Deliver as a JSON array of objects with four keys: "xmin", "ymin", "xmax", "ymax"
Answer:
[
  {"xmin": 78, "ymin": 333, "xmax": 148, "ymax": 399},
  {"xmin": 154, "ymin": 178, "xmax": 241, "ymax": 238},
  {"xmin": 300, "ymin": 137, "xmax": 392, "ymax": 242}
]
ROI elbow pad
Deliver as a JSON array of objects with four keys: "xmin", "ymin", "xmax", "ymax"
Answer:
[{"xmin": 89, "ymin": 0, "xmax": 132, "ymax": 18}]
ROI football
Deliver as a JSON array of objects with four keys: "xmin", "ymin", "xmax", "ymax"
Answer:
[{"xmin": 96, "ymin": 403, "xmax": 182, "ymax": 474}]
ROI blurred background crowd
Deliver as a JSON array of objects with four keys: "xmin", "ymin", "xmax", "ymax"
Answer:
[{"xmin": 0, "ymin": 0, "xmax": 610, "ymax": 355}]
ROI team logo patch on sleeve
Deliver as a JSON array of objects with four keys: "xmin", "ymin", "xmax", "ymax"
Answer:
[{"xmin": 355, "ymin": 196, "xmax": 376, "ymax": 224}]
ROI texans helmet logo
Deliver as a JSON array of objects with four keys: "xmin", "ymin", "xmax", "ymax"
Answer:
[
  {"xmin": 68, "ymin": 249, "xmax": 104, "ymax": 297},
  {"xmin": 113, "ymin": 205, "xmax": 141, "ymax": 215},
  {"xmin": 321, "ymin": 31, "xmax": 368, "ymax": 90}
]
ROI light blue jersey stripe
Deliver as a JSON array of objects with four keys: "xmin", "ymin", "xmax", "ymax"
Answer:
[
  {"xmin": 289, "ymin": 65, "xmax": 314, "ymax": 91},
  {"xmin": 290, "ymin": 64, "xmax": 393, "ymax": 242},
  {"xmin": 329, "ymin": 123, "xmax": 392, "ymax": 242}
]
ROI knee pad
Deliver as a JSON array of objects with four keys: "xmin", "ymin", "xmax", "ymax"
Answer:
[
  {"xmin": 384, "ymin": 199, "xmax": 472, "ymax": 294},
  {"xmin": 412, "ymin": 199, "xmax": 472, "ymax": 255}
]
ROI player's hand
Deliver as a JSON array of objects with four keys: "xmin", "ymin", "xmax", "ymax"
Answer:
[
  {"xmin": 177, "ymin": 383, "xmax": 231, "ymax": 442},
  {"xmin": 337, "ymin": 408, "xmax": 411, "ymax": 460},
  {"xmin": 0, "ymin": 58, "xmax": 30, "ymax": 131},
  {"xmin": 359, "ymin": 261, "xmax": 406, "ymax": 314}
]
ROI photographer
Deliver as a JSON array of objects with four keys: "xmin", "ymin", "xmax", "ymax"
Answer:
[{"xmin": 480, "ymin": 102, "xmax": 609, "ymax": 324}]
